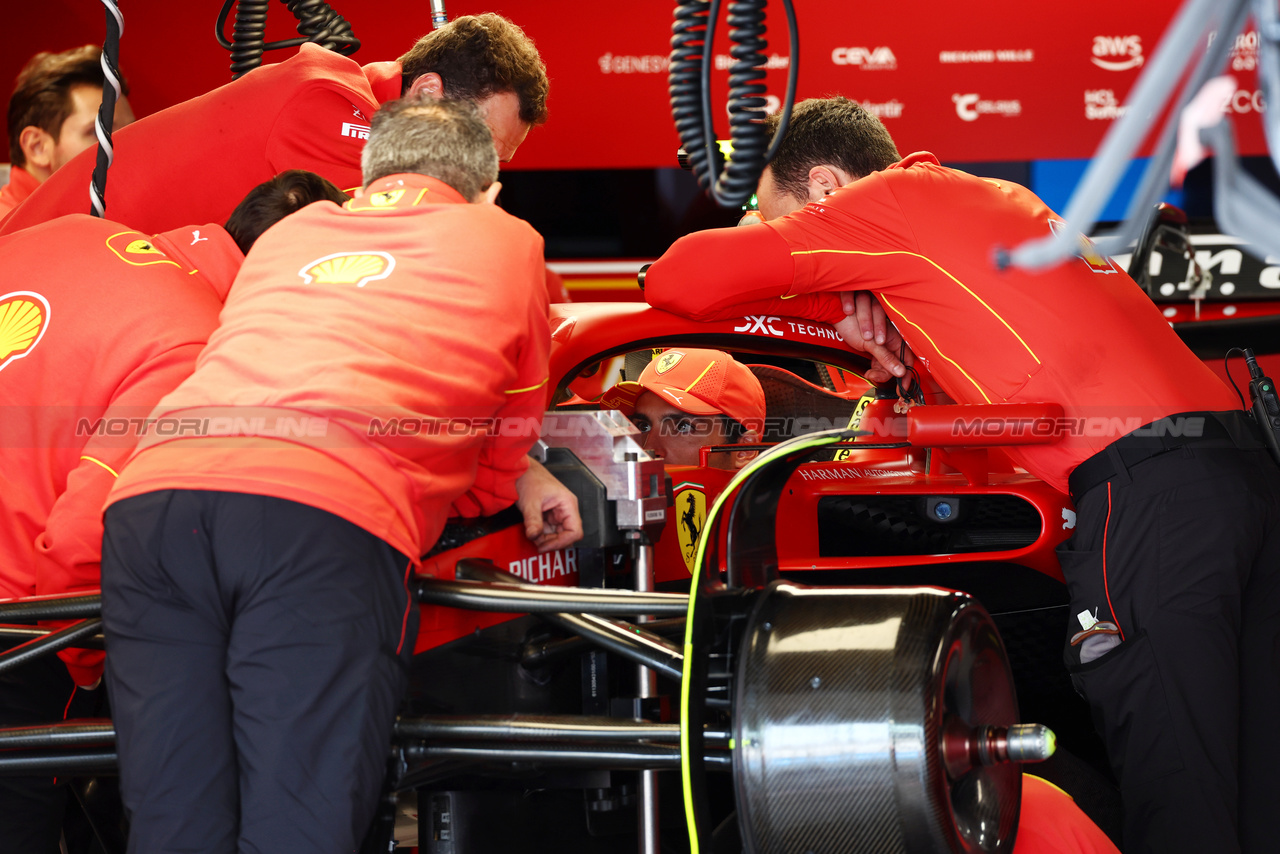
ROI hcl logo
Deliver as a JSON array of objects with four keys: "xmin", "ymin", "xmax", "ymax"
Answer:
[
  {"xmin": 831, "ymin": 46, "xmax": 897, "ymax": 69},
  {"xmin": 1091, "ymin": 36, "xmax": 1143, "ymax": 71}
]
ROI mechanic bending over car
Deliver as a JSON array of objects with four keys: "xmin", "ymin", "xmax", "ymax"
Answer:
[
  {"xmin": 600, "ymin": 348, "xmax": 765, "ymax": 468},
  {"xmin": 1, "ymin": 44, "xmax": 136, "ymax": 222},
  {"xmin": 0, "ymin": 169, "xmax": 347, "ymax": 854},
  {"xmin": 96, "ymin": 98, "xmax": 581, "ymax": 854},
  {"xmin": 0, "ymin": 13, "xmax": 547, "ymax": 237},
  {"xmin": 644, "ymin": 96, "xmax": 1280, "ymax": 854}
]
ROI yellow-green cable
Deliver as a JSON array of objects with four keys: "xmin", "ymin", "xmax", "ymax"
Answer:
[{"xmin": 678, "ymin": 430, "xmax": 851, "ymax": 854}]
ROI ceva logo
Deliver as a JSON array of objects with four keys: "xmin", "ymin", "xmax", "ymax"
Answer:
[
  {"xmin": 1091, "ymin": 35, "xmax": 1143, "ymax": 71},
  {"xmin": 831, "ymin": 46, "xmax": 897, "ymax": 69}
]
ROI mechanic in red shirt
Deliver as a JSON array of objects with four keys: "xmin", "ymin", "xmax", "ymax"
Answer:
[
  {"xmin": 0, "ymin": 169, "xmax": 346, "ymax": 854},
  {"xmin": 645, "ymin": 96, "xmax": 1280, "ymax": 853},
  {"xmin": 0, "ymin": 13, "xmax": 546, "ymax": 237},
  {"xmin": 601, "ymin": 348, "xmax": 764, "ymax": 468},
  {"xmin": 0, "ymin": 45, "xmax": 135, "ymax": 222},
  {"xmin": 99, "ymin": 97, "xmax": 579, "ymax": 854}
]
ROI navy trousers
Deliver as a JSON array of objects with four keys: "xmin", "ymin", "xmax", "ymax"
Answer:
[
  {"xmin": 101, "ymin": 490, "xmax": 418, "ymax": 854},
  {"xmin": 1059, "ymin": 447, "xmax": 1280, "ymax": 853}
]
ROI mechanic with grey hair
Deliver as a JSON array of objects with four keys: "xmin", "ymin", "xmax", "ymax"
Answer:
[{"xmin": 97, "ymin": 96, "xmax": 579, "ymax": 854}]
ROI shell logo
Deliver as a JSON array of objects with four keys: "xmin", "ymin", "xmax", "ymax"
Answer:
[
  {"xmin": 0, "ymin": 291, "xmax": 51, "ymax": 373},
  {"xmin": 298, "ymin": 251, "xmax": 396, "ymax": 288}
]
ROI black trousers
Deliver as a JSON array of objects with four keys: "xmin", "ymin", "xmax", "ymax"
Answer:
[
  {"xmin": 101, "ymin": 490, "xmax": 418, "ymax": 854},
  {"xmin": 0, "ymin": 652, "xmax": 101, "ymax": 854},
  {"xmin": 1059, "ymin": 446, "xmax": 1280, "ymax": 853}
]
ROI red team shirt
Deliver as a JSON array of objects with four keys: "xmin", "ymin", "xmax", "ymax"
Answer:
[
  {"xmin": 0, "ymin": 164, "xmax": 40, "ymax": 223},
  {"xmin": 0, "ymin": 215, "xmax": 243, "ymax": 684},
  {"xmin": 645, "ymin": 153, "xmax": 1238, "ymax": 493},
  {"xmin": 108, "ymin": 174, "xmax": 550, "ymax": 562},
  {"xmin": 0, "ymin": 43, "xmax": 401, "ymax": 236}
]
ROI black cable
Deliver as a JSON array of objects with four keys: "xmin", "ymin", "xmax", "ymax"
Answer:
[
  {"xmin": 670, "ymin": 0, "xmax": 800, "ymax": 209},
  {"xmin": 217, "ymin": 0, "xmax": 360, "ymax": 81},
  {"xmin": 89, "ymin": 0, "xmax": 123, "ymax": 217},
  {"xmin": 895, "ymin": 339, "xmax": 924, "ymax": 404},
  {"xmin": 1224, "ymin": 347, "xmax": 1249, "ymax": 410}
]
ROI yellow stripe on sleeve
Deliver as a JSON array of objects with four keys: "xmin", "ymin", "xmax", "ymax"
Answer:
[
  {"xmin": 80, "ymin": 455, "xmax": 120, "ymax": 478},
  {"xmin": 505, "ymin": 377, "xmax": 549, "ymax": 395},
  {"xmin": 791, "ymin": 248, "xmax": 1040, "ymax": 364}
]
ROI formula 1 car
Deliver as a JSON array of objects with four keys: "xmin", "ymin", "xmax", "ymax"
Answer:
[{"xmin": 0, "ymin": 294, "xmax": 1112, "ymax": 854}]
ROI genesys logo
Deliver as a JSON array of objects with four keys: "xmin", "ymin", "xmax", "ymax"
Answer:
[
  {"xmin": 1091, "ymin": 35, "xmax": 1143, "ymax": 71},
  {"xmin": 832, "ymin": 46, "xmax": 897, "ymax": 69},
  {"xmin": 952, "ymin": 93, "xmax": 1021, "ymax": 122}
]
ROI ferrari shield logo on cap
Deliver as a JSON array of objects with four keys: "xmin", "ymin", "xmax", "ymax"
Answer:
[
  {"xmin": 105, "ymin": 231, "xmax": 180, "ymax": 268},
  {"xmin": 0, "ymin": 291, "xmax": 51, "ymax": 373},
  {"xmin": 675, "ymin": 487, "xmax": 707, "ymax": 574},
  {"xmin": 655, "ymin": 350, "xmax": 684, "ymax": 375},
  {"xmin": 298, "ymin": 252, "xmax": 396, "ymax": 288}
]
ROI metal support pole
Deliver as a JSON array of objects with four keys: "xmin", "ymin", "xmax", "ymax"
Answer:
[{"xmin": 632, "ymin": 536, "xmax": 660, "ymax": 854}]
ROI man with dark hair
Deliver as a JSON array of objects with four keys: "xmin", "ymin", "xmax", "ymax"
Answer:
[
  {"xmin": 1, "ymin": 14, "xmax": 547, "ymax": 235},
  {"xmin": 0, "ymin": 168, "xmax": 341, "ymax": 853},
  {"xmin": 759, "ymin": 97, "xmax": 900, "ymax": 213},
  {"xmin": 601, "ymin": 348, "xmax": 764, "ymax": 469},
  {"xmin": 97, "ymin": 97, "xmax": 577, "ymax": 853},
  {"xmin": 224, "ymin": 168, "xmax": 350, "ymax": 253},
  {"xmin": 0, "ymin": 45, "xmax": 135, "ymax": 221},
  {"xmin": 645, "ymin": 95, "xmax": 1280, "ymax": 853}
]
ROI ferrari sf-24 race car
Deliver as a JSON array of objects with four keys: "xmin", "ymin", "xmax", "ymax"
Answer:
[{"xmin": 0, "ymin": 293, "xmax": 1122, "ymax": 854}]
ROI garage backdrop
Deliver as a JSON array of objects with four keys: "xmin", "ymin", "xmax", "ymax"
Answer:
[{"xmin": 0, "ymin": 0, "xmax": 1266, "ymax": 170}]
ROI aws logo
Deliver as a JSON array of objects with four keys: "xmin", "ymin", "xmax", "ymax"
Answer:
[
  {"xmin": 0, "ymin": 291, "xmax": 51, "ymax": 373},
  {"xmin": 105, "ymin": 231, "xmax": 179, "ymax": 268},
  {"xmin": 298, "ymin": 252, "xmax": 395, "ymax": 288},
  {"xmin": 1091, "ymin": 35, "xmax": 1143, "ymax": 71}
]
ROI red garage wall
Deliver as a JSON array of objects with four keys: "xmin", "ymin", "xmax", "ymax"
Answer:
[{"xmin": 0, "ymin": 1, "xmax": 1266, "ymax": 171}]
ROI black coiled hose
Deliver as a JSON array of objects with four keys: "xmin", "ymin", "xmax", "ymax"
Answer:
[
  {"xmin": 217, "ymin": 0, "xmax": 361, "ymax": 81},
  {"xmin": 669, "ymin": 0, "xmax": 798, "ymax": 208},
  {"xmin": 283, "ymin": 0, "xmax": 360, "ymax": 55},
  {"xmin": 225, "ymin": 0, "xmax": 267, "ymax": 80}
]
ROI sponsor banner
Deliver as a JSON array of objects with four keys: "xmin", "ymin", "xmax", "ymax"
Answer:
[{"xmin": 4, "ymin": 0, "xmax": 1266, "ymax": 169}]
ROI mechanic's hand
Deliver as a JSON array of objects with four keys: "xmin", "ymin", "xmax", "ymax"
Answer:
[
  {"xmin": 834, "ymin": 292, "xmax": 915, "ymax": 384},
  {"xmin": 516, "ymin": 458, "xmax": 583, "ymax": 553},
  {"xmin": 737, "ymin": 210, "xmax": 765, "ymax": 227}
]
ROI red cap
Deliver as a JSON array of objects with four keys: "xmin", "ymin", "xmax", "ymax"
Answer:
[{"xmin": 601, "ymin": 348, "xmax": 766, "ymax": 431}]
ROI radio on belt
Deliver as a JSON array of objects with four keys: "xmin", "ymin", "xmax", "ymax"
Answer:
[{"xmin": 1245, "ymin": 348, "xmax": 1280, "ymax": 465}]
